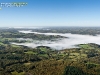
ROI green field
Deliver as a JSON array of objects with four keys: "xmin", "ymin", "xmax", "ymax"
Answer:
[
  {"xmin": 79, "ymin": 44, "xmax": 94, "ymax": 49},
  {"xmin": 24, "ymin": 51, "xmax": 37, "ymax": 54},
  {"xmin": 11, "ymin": 71, "xmax": 25, "ymax": 75}
]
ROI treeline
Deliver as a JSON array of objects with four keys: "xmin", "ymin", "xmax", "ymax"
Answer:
[
  {"xmin": 30, "ymin": 27, "xmax": 100, "ymax": 35},
  {"xmin": 1, "ymin": 33, "xmax": 66, "ymax": 40}
]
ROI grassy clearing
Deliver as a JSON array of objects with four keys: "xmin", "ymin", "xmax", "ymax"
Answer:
[
  {"xmin": 68, "ymin": 52, "xmax": 87, "ymax": 61},
  {"xmin": 11, "ymin": 45, "xmax": 21, "ymax": 48},
  {"xmin": 58, "ymin": 53, "xmax": 66, "ymax": 57},
  {"xmin": 70, "ymin": 53, "xmax": 79, "ymax": 56},
  {"xmin": 79, "ymin": 44, "xmax": 93, "ymax": 49},
  {"xmin": 0, "ymin": 38, "xmax": 15, "ymax": 41},
  {"xmin": 24, "ymin": 62, "xmax": 31, "ymax": 66},
  {"xmin": 69, "ymin": 56, "xmax": 76, "ymax": 59},
  {"xmin": 12, "ymin": 53, "xmax": 16, "ymax": 55},
  {"xmin": 81, "ymin": 54, "xmax": 87, "ymax": 57},
  {"xmin": 0, "ymin": 42, "xmax": 4, "ymax": 45},
  {"xmin": 24, "ymin": 51, "xmax": 37, "ymax": 55},
  {"xmin": 86, "ymin": 62, "xmax": 100, "ymax": 66},
  {"xmin": 11, "ymin": 71, "xmax": 25, "ymax": 75},
  {"xmin": 40, "ymin": 47, "xmax": 47, "ymax": 52}
]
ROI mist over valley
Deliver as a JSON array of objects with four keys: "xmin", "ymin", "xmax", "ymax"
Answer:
[{"xmin": 11, "ymin": 29, "xmax": 100, "ymax": 50}]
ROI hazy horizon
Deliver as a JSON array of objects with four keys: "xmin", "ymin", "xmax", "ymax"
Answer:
[{"xmin": 1, "ymin": 26, "xmax": 100, "ymax": 28}]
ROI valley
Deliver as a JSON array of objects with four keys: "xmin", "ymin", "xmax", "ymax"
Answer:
[{"xmin": 0, "ymin": 27, "xmax": 100, "ymax": 75}]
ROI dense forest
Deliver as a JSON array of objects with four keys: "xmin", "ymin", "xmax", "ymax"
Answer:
[{"xmin": 0, "ymin": 27, "xmax": 100, "ymax": 75}]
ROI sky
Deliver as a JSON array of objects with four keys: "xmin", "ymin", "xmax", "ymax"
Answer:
[{"xmin": 0, "ymin": 0, "xmax": 100, "ymax": 27}]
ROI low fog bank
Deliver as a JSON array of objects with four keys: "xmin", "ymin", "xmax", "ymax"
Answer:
[
  {"xmin": 11, "ymin": 39, "xmax": 78, "ymax": 50},
  {"xmin": 12, "ymin": 30, "xmax": 100, "ymax": 50}
]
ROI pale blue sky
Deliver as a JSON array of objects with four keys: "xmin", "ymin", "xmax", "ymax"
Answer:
[{"xmin": 0, "ymin": 0, "xmax": 100, "ymax": 27}]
